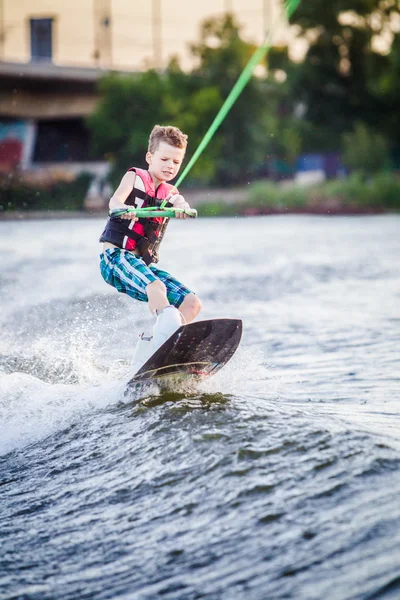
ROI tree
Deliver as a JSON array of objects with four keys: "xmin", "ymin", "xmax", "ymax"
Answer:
[
  {"xmin": 88, "ymin": 70, "xmax": 168, "ymax": 183},
  {"xmin": 189, "ymin": 14, "xmax": 269, "ymax": 184},
  {"xmin": 88, "ymin": 14, "xmax": 277, "ymax": 185},
  {"xmin": 285, "ymin": 0, "xmax": 400, "ymax": 149},
  {"xmin": 342, "ymin": 121, "xmax": 391, "ymax": 175},
  {"xmin": 87, "ymin": 66, "xmax": 222, "ymax": 185}
]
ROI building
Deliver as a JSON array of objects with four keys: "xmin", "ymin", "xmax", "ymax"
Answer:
[
  {"xmin": 0, "ymin": 0, "xmax": 114, "ymax": 69},
  {"xmin": 0, "ymin": 1, "xmax": 288, "ymax": 72},
  {"xmin": 0, "ymin": 0, "xmax": 291, "ymax": 186},
  {"xmin": 0, "ymin": 61, "xmax": 110, "ymax": 179},
  {"xmin": 0, "ymin": 0, "xmax": 120, "ymax": 184}
]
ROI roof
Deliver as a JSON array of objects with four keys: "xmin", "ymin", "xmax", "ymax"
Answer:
[
  {"xmin": 0, "ymin": 61, "xmax": 137, "ymax": 83},
  {"xmin": 0, "ymin": 61, "xmax": 139, "ymax": 119},
  {"xmin": 0, "ymin": 61, "xmax": 109, "ymax": 83}
]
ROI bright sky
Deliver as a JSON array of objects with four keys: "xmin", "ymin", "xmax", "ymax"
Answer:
[{"xmin": 112, "ymin": 0, "xmax": 295, "ymax": 70}]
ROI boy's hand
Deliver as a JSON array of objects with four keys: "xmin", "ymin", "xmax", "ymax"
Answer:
[
  {"xmin": 110, "ymin": 204, "xmax": 138, "ymax": 220},
  {"xmin": 167, "ymin": 193, "xmax": 191, "ymax": 219},
  {"xmin": 120, "ymin": 211, "xmax": 138, "ymax": 221}
]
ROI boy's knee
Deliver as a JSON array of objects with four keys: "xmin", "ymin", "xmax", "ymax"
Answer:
[
  {"xmin": 192, "ymin": 295, "xmax": 202, "ymax": 316},
  {"xmin": 182, "ymin": 293, "xmax": 202, "ymax": 316},
  {"xmin": 146, "ymin": 279, "xmax": 167, "ymax": 296}
]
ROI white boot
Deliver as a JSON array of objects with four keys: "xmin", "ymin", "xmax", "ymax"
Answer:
[
  {"xmin": 130, "ymin": 333, "xmax": 154, "ymax": 375},
  {"xmin": 152, "ymin": 306, "xmax": 183, "ymax": 354}
]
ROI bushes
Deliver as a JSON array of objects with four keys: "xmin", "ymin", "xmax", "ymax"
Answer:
[
  {"xmin": 342, "ymin": 123, "xmax": 392, "ymax": 176},
  {"xmin": 248, "ymin": 181, "xmax": 308, "ymax": 210},
  {"xmin": 199, "ymin": 200, "xmax": 237, "ymax": 217},
  {"xmin": 309, "ymin": 173, "xmax": 400, "ymax": 211},
  {"xmin": 196, "ymin": 173, "xmax": 400, "ymax": 217},
  {"xmin": 310, "ymin": 174, "xmax": 374, "ymax": 209},
  {"xmin": 2, "ymin": 172, "xmax": 399, "ymax": 215},
  {"xmin": 0, "ymin": 173, "xmax": 92, "ymax": 212},
  {"xmin": 369, "ymin": 173, "xmax": 400, "ymax": 210}
]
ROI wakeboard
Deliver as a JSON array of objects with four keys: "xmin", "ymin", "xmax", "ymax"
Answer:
[{"xmin": 127, "ymin": 318, "xmax": 242, "ymax": 390}]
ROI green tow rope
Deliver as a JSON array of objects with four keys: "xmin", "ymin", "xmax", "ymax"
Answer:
[
  {"xmin": 114, "ymin": 0, "xmax": 301, "ymax": 218},
  {"xmin": 176, "ymin": 0, "xmax": 302, "ymax": 188}
]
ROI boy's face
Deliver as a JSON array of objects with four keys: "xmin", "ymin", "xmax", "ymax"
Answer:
[{"xmin": 146, "ymin": 141, "xmax": 185, "ymax": 183}]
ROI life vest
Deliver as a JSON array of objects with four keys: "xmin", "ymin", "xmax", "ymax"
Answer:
[{"xmin": 99, "ymin": 167, "xmax": 177, "ymax": 265}]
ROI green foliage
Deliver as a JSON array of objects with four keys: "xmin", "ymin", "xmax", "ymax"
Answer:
[
  {"xmin": 171, "ymin": 84, "xmax": 223, "ymax": 184},
  {"xmin": 0, "ymin": 173, "xmax": 92, "ymax": 211},
  {"xmin": 87, "ymin": 71, "xmax": 168, "ymax": 184},
  {"xmin": 285, "ymin": 0, "xmax": 400, "ymax": 149},
  {"xmin": 248, "ymin": 181, "xmax": 282, "ymax": 207},
  {"xmin": 369, "ymin": 172, "xmax": 400, "ymax": 209},
  {"xmin": 309, "ymin": 172, "xmax": 400, "ymax": 210},
  {"xmin": 87, "ymin": 14, "xmax": 271, "ymax": 186},
  {"xmin": 255, "ymin": 85, "xmax": 303, "ymax": 164},
  {"xmin": 312, "ymin": 173, "xmax": 374, "ymax": 207},
  {"xmin": 87, "ymin": 66, "xmax": 224, "ymax": 186},
  {"xmin": 190, "ymin": 14, "xmax": 268, "ymax": 183},
  {"xmin": 248, "ymin": 180, "xmax": 308, "ymax": 209},
  {"xmin": 200, "ymin": 200, "xmax": 238, "ymax": 217},
  {"xmin": 85, "ymin": 2, "xmax": 400, "ymax": 190},
  {"xmin": 342, "ymin": 122, "xmax": 391, "ymax": 175},
  {"xmin": 196, "ymin": 173, "xmax": 400, "ymax": 216}
]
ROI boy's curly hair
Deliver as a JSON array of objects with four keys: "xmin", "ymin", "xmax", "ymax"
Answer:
[{"xmin": 148, "ymin": 125, "xmax": 188, "ymax": 154}]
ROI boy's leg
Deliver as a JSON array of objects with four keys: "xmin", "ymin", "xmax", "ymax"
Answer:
[
  {"xmin": 145, "ymin": 280, "xmax": 187, "ymax": 349},
  {"xmin": 100, "ymin": 249, "xmax": 194, "ymax": 371},
  {"xmin": 101, "ymin": 249, "xmax": 202, "ymax": 324},
  {"xmin": 149, "ymin": 266, "xmax": 202, "ymax": 351},
  {"xmin": 100, "ymin": 248, "xmax": 158, "ymax": 302},
  {"xmin": 178, "ymin": 293, "xmax": 202, "ymax": 324},
  {"xmin": 150, "ymin": 265, "xmax": 202, "ymax": 323},
  {"xmin": 146, "ymin": 281, "xmax": 202, "ymax": 323},
  {"xmin": 145, "ymin": 280, "xmax": 170, "ymax": 314}
]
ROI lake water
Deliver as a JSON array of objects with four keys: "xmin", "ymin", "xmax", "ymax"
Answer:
[{"xmin": 0, "ymin": 215, "xmax": 399, "ymax": 599}]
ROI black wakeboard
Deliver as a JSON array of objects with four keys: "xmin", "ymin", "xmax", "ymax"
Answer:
[{"xmin": 127, "ymin": 318, "xmax": 242, "ymax": 390}]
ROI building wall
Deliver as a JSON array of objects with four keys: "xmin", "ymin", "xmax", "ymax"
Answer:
[
  {"xmin": 0, "ymin": 89, "xmax": 98, "ymax": 120},
  {"xmin": 0, "ymin": 0, "xmax": 291, "ymax": 71},
  {"xmin": 0, "ymin": 0, "xmax": 294, "ymax": 182},
  {"xmin": 1, "ymin": 0, "xmax": 96, "ymax": 66}
]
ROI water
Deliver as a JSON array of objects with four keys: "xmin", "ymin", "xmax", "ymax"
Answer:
[{"xmin": 0, "ymin": 215, "xmax": 399, "ymax": 600}]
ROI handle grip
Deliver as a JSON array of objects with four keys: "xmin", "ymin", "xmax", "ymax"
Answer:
[{"xmin": 110, "ymin": 207, "xmax": 198, "ymax": 219}]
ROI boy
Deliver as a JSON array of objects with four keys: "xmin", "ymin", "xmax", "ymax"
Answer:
[{"xmin": 99, "ymin": 125, "xmax": 202, "ymax": 373}]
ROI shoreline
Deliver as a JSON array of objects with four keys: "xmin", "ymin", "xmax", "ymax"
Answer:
[
  {"xmin": 0, "ymin": 210, "xmax": 103, "ymax": 221},
  {"xmin": 0, "ymin": 206, "xmax": 391, "ymax": 221}
]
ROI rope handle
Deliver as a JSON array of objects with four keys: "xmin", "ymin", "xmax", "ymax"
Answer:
[{"xmin": 110, "ymin": 206, "xmax": 198, "ymax": 219}]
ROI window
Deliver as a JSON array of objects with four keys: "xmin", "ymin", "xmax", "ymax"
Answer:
[
  {"xmin": 33, "ymin": 120, "xmax": 91, "ymax": 163},
  {"xmin": 30, "ymin": 19, "xmax": 53, "ymax": 62}
]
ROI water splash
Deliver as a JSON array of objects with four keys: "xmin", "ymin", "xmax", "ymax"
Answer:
[
  {"xmin": 0, "ymin": 371, "xmax": 129, "ymax": 456},
  {"xmin": 0, "ymin": 338, "xmax": 278, "ymax": 456}
]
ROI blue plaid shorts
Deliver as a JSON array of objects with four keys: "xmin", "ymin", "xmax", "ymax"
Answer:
[{"xmin": 100, "ymin": 248, "xmax": 193, "ymax": 308}]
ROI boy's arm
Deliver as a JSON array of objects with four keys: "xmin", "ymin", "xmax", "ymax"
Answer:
[{"xmin": 109, "ymin": 172, "xmax": 137, "ymax": 220}]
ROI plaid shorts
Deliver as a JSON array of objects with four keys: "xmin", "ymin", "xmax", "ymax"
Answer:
[{"xmin": 100, "ymin": 248, "xmax": 193, "ymax": 308}]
